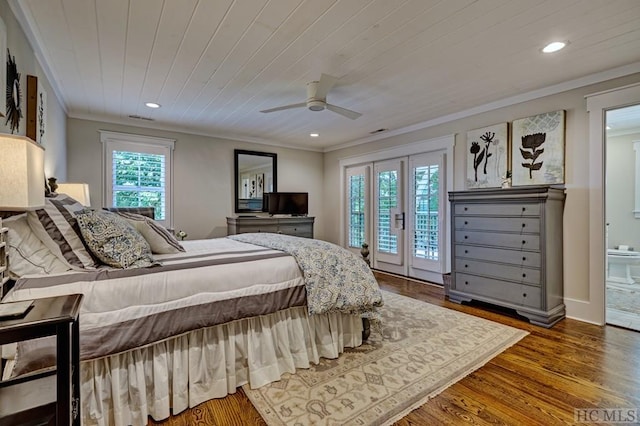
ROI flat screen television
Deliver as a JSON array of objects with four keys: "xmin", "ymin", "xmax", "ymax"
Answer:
[{"xmin": 263, "ymin": 192, "xmax": 308, "ymax": 216}]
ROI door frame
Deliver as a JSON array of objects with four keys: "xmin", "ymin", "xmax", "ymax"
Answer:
[
  {"xmin": 338, "ymin": 134, "xmax": 455, "ymax": 280},
  {"xmin": 586, "ymin": 82, "xmax": 640, "ymax": 325}
]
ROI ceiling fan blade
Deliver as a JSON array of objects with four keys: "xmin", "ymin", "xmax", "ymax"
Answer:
[
  {"xmin": 326, "ymin": 103, "xmax": 362, "ymax": 120},
  {"xmin": 260, "ymin": 102, "xmax": 307, "ymax": 113},
  {"xmin": 315, "ymin": 73, "xmax": 338, "ymax": 99}
]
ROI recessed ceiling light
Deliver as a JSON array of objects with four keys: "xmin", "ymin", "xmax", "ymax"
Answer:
[
  {"xmin": 145, "ymin": 102, "xmax": 161, "ymax": 109},
  {"xmin": 542, "ymin": 41, "xmax": 566, "ymax": 53},
  {"xmin": 310, "ymin": 133, "xmax": 319, "ymax": 137}
]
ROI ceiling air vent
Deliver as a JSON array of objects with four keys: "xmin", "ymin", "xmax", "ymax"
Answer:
[
  {"xmin": 369, "ymin": 128, "xmax": 388, "ymax": 134},
  {"xmin": 128, "ymin": 115, "xmax": 155, "ymax": 121}
]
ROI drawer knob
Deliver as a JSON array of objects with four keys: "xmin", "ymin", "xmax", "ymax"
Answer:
[
  {"xmin": 464, "ymin": 235, "xmax": 468, "ymax": 239},
  {"xmin": 523, "ymin": 293, "xmax": 527, "ymax": 298},
  {"xmin": 464, "ymin": 207, "xmax": 468, "ymax": 211},
  {"xmin": 522, "ymin": 240, "xmax": 526, "ymax": 244},
  {"xmin": 464, "ymin": 221, "xmax": 468, "ymax": 225},
  {"xmin": 465, "ymin": 281, "xmax": 469, "ymax": 285},
  {"xmin": 522, "ymin": 256, "xmax": 526, "ymax": 261},
  {"xmin": 522, "ymin": 273, "xmax": 526, "ymax": 278},
  {"xmin": 522, "ymin": 223, "xmax": 526, "ymax": 228},
  {"xmin": 465, "ymin": 264, "xmax": 468, "ymax": 268},
  {"xmin": 522, "ymin": 207, "xmax": 526, "ymax": 211},
  {"xmin": 464, "ymin": 250, "xmax": 468, "ymax": 254}
]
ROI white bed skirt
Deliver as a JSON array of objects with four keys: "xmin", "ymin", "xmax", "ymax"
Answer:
[{"xmin": 79, "ymin": 306, "xmax": 362, "ymax": 426}]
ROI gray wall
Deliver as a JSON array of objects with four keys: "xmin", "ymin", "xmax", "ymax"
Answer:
[
  {"xmin": 66, "ymin": 118, "xmax": 324, "ymax": 240},
  {"xmin": 606, "ymin": 131, "xmax": 640, "ymax": 251},
  {"xmin": 0, "ymin": 1, "xmax": 67, "ymax": 180},
  {"xmin": 323, "ymin": 73, "xmax": 640, "ymax": 307}
]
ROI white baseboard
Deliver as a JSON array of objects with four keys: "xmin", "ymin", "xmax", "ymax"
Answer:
[{"xmin": 564, "ymin": 297, "xmax": 605, "ymax": 326}]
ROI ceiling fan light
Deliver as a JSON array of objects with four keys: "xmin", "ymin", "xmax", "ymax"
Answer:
[{"xmin": 307, "ymin": 100, "xmax": 325, "ymax": 111}]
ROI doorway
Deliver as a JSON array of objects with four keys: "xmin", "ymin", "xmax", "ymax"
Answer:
[{"xmin": 605, "ymin": 103, "xmax": 640, "ymax": 331}]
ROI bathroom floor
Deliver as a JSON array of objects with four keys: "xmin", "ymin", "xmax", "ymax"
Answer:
[{"xmin": 607, "ymin": 282, "xmax": 640, "ymax": 331}]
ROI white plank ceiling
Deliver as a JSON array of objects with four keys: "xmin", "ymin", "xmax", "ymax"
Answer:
[{"xmin": 11, "ymin": 0, "xmax": 640, "ymax": 150}]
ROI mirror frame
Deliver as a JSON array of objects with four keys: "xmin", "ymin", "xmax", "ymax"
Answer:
[{"xmin": 234, "ymin": 149, "xmax": 277, "ymax": 213}]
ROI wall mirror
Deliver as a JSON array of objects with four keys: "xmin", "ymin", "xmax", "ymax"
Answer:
[{"xmin": 234, "ymin": 149, "xmax": 277, "ymax": 213}]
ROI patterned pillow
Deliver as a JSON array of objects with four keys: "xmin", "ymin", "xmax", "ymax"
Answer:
[
  {"xmin": 74, "ymin": 209, "xmax": 156, "ymax": 269},
  {"xmin": 27, "ymin": 194, "xmax": 97, "ymax": 270},
  {"xmin": 113, "ymin": 212, "xmax": 185, "ymax": 254},
  {"xmin": 3, "ymin": 214, "xmax": 71, "ymax": 277}
]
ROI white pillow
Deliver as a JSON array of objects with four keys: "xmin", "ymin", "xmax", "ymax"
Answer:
[
  {"xmin": 3, "ymin": 214, "xmax": 71, "ymax": 277},
  {"xmin": 27, "ymin": 194, "xmax": 97, "ymax": 270}
]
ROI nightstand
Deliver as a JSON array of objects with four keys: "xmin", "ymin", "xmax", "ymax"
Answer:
[{"xmin": 0, "ymin": 294, "xmax": 83, "ymax": 425}]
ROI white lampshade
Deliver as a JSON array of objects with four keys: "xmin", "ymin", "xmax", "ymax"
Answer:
[
  {"xmin": 0, "ymin": 134, "xmax": 45, "ymax": 210},
  {"xmin": 57, "ymin": 183, "xmax": 91, "ymax": 206}
]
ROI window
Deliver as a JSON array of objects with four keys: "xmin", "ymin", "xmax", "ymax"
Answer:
[
  {"xmin": 345, "ymin": 165, "xmax": 370, "ymax": 251},
  {"xmin": 100, "ymin": 131, "xmax": 175, "ymax": 228},
  {"xmin": 413, "ymin": 163, "xmax": 439, "ymax": 260},
  {"xmin": 377, "ymin": 169, "xmax": 399, "ymax": 255}
]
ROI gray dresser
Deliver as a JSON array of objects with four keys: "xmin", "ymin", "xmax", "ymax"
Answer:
[
  {"xmin": 448, "ymin": 186, "xmax": 565, "ymax": 327},
  {"xmin": 227, "ymin": 216, "xmax": 314, "ymax": 238}
]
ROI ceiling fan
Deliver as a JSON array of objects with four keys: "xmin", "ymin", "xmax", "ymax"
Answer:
[{"xmin": 260, "ymin": 73, "xmax": 362, "ymax": 120}]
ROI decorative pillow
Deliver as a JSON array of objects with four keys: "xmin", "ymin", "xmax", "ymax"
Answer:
[
  {"xmin": 3, "ymin": 214, "xmax": 71, "ymax": 278},
  {"xmin": 74, "ymin": 209, "xmax": 156, "ymax": 269},
  {"xmin": 113, "ymin": 212, "xmax": 185, "ymax": 254},
  {"xmin": 26, "ymin": 194, "xmax": 97, "ymax": 270}
]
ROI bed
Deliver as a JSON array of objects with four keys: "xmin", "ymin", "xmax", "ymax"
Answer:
[{"xmin": 0, "ymin": 196, "xmax": 383, "ymax": 426}]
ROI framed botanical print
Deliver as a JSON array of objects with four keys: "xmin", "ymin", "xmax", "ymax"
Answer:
[
  {"xmin": 466, "ymin": 123, "xmax": 508, "ymax": 189},
  {"xmin": 511, "ymin": 110, "xmax": 565, "ymax": 186}
]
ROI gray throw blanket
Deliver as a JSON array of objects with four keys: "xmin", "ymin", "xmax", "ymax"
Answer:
[{"xmin": 228, "ymin": 233, "xmax": 383, "ymax": 319}]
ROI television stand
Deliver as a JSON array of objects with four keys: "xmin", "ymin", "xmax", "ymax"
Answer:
[{"xmin": 227, "ymin": 216, "xmax": 314, "ymax": 238}]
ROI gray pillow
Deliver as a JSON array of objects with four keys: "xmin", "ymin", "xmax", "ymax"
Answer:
[
  {"xmin": 75, "ymin": 209, "xmax": 156, "ymax": 269},
  {"xmin": 113, "ymin": 212, "xmax": 185, "ymax": 254},
  {"xmin": 27, "ymin": 194, "xmax": 97, "ymax": 270}
]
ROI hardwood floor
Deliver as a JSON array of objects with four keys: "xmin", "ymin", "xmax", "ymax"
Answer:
[{"xmin": 150, "ymin": 272, "xmax": 640, "ymax": 425}]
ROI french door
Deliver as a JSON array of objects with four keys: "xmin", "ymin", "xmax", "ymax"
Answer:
[{"xmin": 348, "ymin": 151, "xmax": 445, "ymax": 280}]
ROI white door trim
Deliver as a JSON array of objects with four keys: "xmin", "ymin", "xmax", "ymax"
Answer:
[{"xmin": 585, "ymin": 82, "xmax": 640, "ymax": 325}]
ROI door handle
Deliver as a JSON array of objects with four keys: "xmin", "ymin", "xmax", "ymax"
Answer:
[{"xmin": 395, "ymin": 212, "xmax": 405, "ymax": 230}]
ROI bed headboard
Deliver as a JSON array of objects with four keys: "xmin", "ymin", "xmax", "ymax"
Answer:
[{"xmin": 103, "ymin": 207, "xmax": 155, "ymax": 219}]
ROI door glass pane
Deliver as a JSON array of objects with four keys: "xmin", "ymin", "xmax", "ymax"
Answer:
[
  {"xmin": 413, "ymin": 164, "xmax": 439, "ymax": 260},
  {"xmin": 348, "ymin": 174, "xmax": 366, "ymax": 248},
  {"xmin": 377, "ymin": 170, "xmax": 398, "ymax": 254}
]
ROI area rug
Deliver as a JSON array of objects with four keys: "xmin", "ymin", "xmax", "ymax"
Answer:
[
  {"xmin": 243, "ymin": 291, "xmax": 528, "ymax": 425},
  {"xmin": 607, "ymin": 284, "xmax": 640, "ymax": 315}
]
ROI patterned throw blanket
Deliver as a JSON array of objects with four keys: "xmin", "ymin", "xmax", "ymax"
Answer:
[{"xmin": 229, "ymin": 233, "xmax": 383, "ymax": 319}]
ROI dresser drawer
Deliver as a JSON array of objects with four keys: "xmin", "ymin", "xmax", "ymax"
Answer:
[
  {"xmin": 279, "ymin": 224, "xmax": 312, "ymax": 237},
  {"xmin": 235, "ymin": 225, "xmax": 278, "ymax": 234},
  {"xmin": 454, "ymin": 203, "xmax": 540, "ymax": 217},
  {"xmin": 454, "ymin": 273, "xmax": 541, "ymax": 309},
  {"xmin": 455, "ymin": 230, "xmax": 540, "ymax": 250},
  {"xmin": 456, "ymin": 244, "xmax": 540, "ymax": 268},
  {"xmin": 455, "ymin": 216, "xmax": 540, "ymax": 233},
  {"xmin": 455, "ymin": 258, "xmax": 540, "ymax": 286}
]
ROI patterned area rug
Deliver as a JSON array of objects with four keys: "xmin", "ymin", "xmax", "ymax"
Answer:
[
  {"xmin": 607, "ymin": 284, "xmax": 640, "ymax": 315},
  {"xmin": 243, "ymin": 291, "xmax": 528, "ymax": 425}
]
